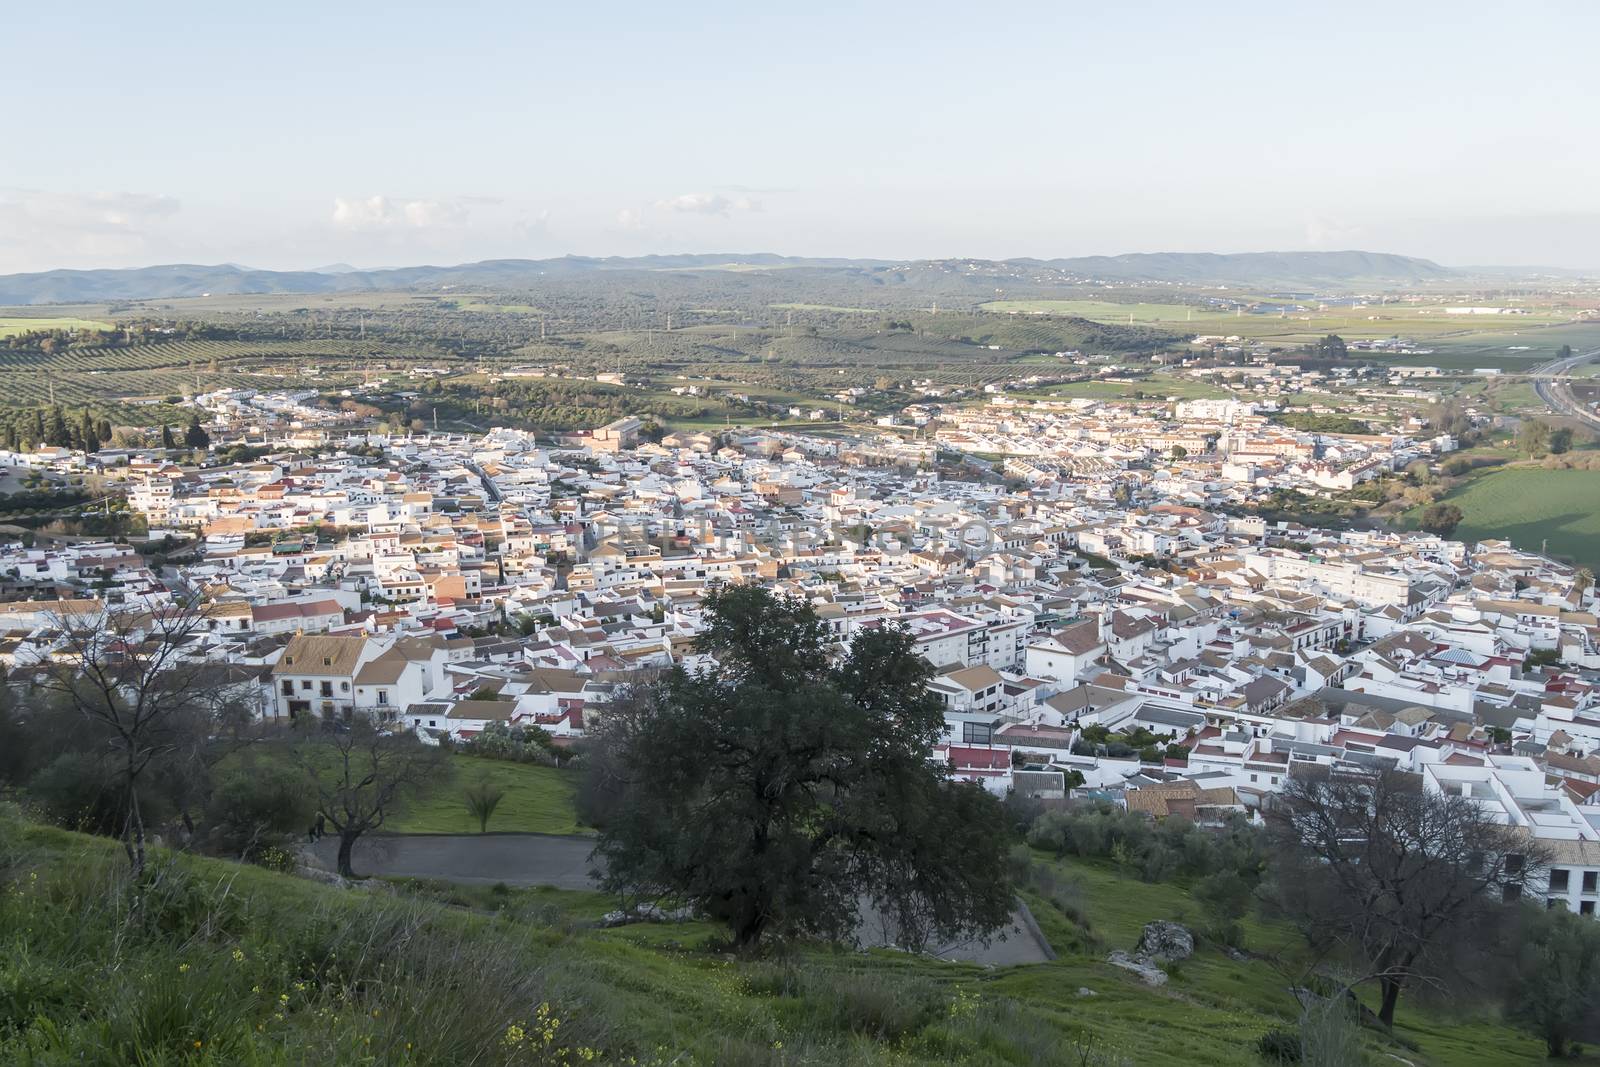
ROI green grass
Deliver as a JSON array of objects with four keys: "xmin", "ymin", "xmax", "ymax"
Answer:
[
  {"xmin": 0, "ymin": 806, "xmax": 1555, "ymax": 1066},
  {"xmin": 0, "ymin": 315, "xmax": 114, "ymax": 338},
  {"xmin": 1408, "ymin": 466, "xmax": 1600, "ymax": 566},
  {"xmin": 389, "ymin": 755, "xmax": 587, "ymax": 836}
]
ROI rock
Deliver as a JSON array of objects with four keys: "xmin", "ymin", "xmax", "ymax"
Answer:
[
  {"xmin": 1106, "ymin": 949, "xmax": 1168, "ymax": 986},
  {"xmin": 1135, "ymin": 921, "xmax": 1194, "ymax": 963},
  {"xmin": 1076, "ymin": 987, "xmax": 1098, "ymax": 997},
  {"xmin": 599, "ymin": 903, "xmax": 696, "ymax": 928}
]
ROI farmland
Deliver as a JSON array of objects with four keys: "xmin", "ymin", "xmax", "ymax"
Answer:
[
  {"xmin": 0, "ymin": 338, "xmax": 431, "ymax": 417},
  {"xmin": 982, "ymin": 298, "xmax": 1592, "ymax": 348},
  {"xmin": 0, "ymin": 315, "xmax": 113, "ymax": 338}
]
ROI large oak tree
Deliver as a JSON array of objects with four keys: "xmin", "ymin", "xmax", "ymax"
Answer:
[{"xmin": 590, "ymin": 585, "xmax": 1014, "ymax": 950}]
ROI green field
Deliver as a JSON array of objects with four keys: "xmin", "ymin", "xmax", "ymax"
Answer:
[
  {"xmin": 1006, "ymin": 373, "xmax": 1233, "ymax": 402},
  {"xmin": 982, "ymin": 300, "xmax": 1212, "ymax": 323},
  {"xmin": 982, "ymin": 299, "xmax": 1590, "ymax": 348},
  {"xmin": 389, "ymin": 754, "xmax": 586, "ymax": 835},
  {"xmin": 0, "ymin": 315, "xmax": 113, "ymax": 338},
  {"xmin": 0, "ymin": 807, "xmax": 1554, "ymax": 1066},
  {"xmin": 1417, "ymin": 467, "xmax": 1600, "ymax": 566}
]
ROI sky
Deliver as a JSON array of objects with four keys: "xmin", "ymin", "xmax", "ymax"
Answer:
[{"xmin": 3, "ymin": 0, "xmax": 1599, "ymax": 274}]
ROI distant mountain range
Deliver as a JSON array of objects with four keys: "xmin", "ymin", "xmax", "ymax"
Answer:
[{"xmin": 0, "ymin": 250, "xmax": 1488, "ymax": 306}]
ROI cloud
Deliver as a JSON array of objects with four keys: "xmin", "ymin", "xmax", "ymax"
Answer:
[
  {"xmin": 652, "ymin": 192, "xmax": 761, "ymax": 217},
  {"xmin": 331, "ymin": 195, "xmax": 470, "ymax": 231},
  {"xmin": 0, "ymin": 188, "xmax": 181, "ymax": 266},
  {"xmin": 615, "ymin": 207, "xmax": 645, "ymax": 230}
]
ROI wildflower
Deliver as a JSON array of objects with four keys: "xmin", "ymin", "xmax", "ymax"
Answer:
[
  {"xmin": 251, "ymin": 985, "xmax": 261, "ymax": 994},
  {"xmin": 503, "ymin": 1023, "xmax": 527, "ymax": 1048},
  {"xmin": 232, "ymin": 949, "xmax": 245, "ymax": 963},
  {"xmin": 192, "ymin": 1040, "xmax": 202, "ymax": 1049},
  {"xmin": 178, "ymin": 963, "xmax": 190, "ymax": 974}
]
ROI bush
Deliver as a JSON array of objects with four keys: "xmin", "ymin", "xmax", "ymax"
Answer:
[
  {"xmin": 203, "ymin": 764, "xmax": 315, "ymax": 859},
  {"xmin": 1257, "ymin": 1028, "xmax": 1302, "ymax": 1062}
]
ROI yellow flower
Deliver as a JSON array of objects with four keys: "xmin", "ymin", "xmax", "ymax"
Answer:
[
  {"xmin": 178, "ymin": 963, "xmax": 190, "ymax": 974},
  {"xmin": 503, "ymin": 1023, "xmax": 527, "ymax": 1047},
  {"xmin": 232, "ymin": 949, "xmax": 245, "ymax": 963}
]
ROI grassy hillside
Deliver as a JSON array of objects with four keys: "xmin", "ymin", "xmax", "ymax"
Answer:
[
  {"xmin": 0, "ymin": 804, "xmax": 1551, "ymax": 1066},
  {"xmin": 389, "ymin": 754, "xmax": 585, "ymax": 836},
  {"xmin": 1407, "ymin": 466, "xmax": 1600, "ymax": 568}
]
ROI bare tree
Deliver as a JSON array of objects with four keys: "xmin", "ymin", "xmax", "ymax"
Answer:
[
  {"xmin": 39, "ymin": 595, "xmax": 224, "ymax": 876},
  {"xmin": 296, "ymin": 721, "xmax": 446, "ymax": 878},
  {"xmin": 1265, "ymin": 768, "xmax": 1546, "ymax": 1029}
]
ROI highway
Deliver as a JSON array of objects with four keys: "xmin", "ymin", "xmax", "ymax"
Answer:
[{"xmin": 1531, "ymin": 347, "xmax": 1600, "ymax": 430}]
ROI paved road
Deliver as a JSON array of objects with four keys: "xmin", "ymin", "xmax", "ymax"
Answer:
[
  {"xmin": 305, "ymin": 832, "xmax": 1052, "ymax": 965},
  {"xmin": 1532, "ymin": 347, "xmax": 1600, "ymax": 430}
]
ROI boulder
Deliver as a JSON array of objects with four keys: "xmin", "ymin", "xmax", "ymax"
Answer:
[
  {"xmin": 1135, "ymin": 921, "xmax": 1194, "ymax": 963},
  {"xmin": 599, "ymin": 903, "xmax": 696, "ymax": 928},
  {"xmin": 1106, "ymin": 949, "xmax": 1168, "ymax": 986}
]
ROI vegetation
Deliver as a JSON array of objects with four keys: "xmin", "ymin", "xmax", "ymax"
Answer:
[
  {"xmin": 0, "ymin": 802, "xmax": 1560, "ymax": 1065},
  {"xmin": 1265, "ymin": 770, "xmax": 1544, "ymax": 1029},
  {"xmin": 1412, "ymin": 468, "xmax": 1600, "ymax": 567},
  {"xmin": 587, "ymin": 585, "xmax": 1014, "ymax": 949},
  {"xmin": 390, "ymin": 755, "xmax": 583, "ymax": 836}
]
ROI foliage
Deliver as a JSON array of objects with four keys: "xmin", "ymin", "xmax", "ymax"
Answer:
[
  {"xmin": 1025, "ymin": 804, "xmax": 1264, "ymax": 887},
  {"xmin": 1418, "ymin": 502, "xmax": 1464, "ymax": 538},
  {"xmin": 1506, "ymin": 905, "xmax": 1600, "ymax": 1058},
  {"xmin": 464, "ymin": 778, "xmax": 507, "ymax": 833},
  {"xmin": 462, "ymin": 720, "xmax": 568, "ymax": 766},
  {"xmin": 590, "ymin": 584, "xmax": 1015, "ymax": 949}
]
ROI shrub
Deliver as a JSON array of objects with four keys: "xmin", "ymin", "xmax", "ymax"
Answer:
[{"xmin": 1257, "ymin": 1028, "xmax": 1302, "ymax": 1062}]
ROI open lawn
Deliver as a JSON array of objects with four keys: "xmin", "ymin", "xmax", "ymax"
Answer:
[
  {"xmin": 1410, "ymin": 466, "xmax": 1600, "ymax": 567},
  {"xmin": 0, "ymin": 315, "xmax": 113, "ymax": 338},
  {"xmin": 390, "ymin": 754, "xmax": 587, "ymax": 836}
]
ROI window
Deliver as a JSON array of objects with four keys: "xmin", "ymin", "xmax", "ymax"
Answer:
[
  {"xmin": 1583, "ymin": 901, "xmax": 1596, "ymax": 916},
  {"xmin": 320, "ymin": 681, "xmax": 333, "ymax": 697},
  {"xmin": 1506, "ymin": 854, "xmax": 1525, "ymax": 877},
  {"xmin": 340, "ymin": 681, "xmax": 350, "ymax": 693},
  {"xmin": 281, "ymin": 681, "xmax": 293, "ymax": 696},
  {"xmin": 1551, "ymin": 869, "xmax": 1571, "ymax": 893},
  {"xmin": 377, "ymin": 691, "xmax": 389, "ymax": 706},
  {"xmin": 1586, "ymin": 871, "xmax": 1598, "ymax": 895},
  {"xmin": 962, "ymin": 722, "xmax": 992, "ymax": 745},
  {"xmin": 301, "ymin": 680, "xmax": 312, "ymax": 690},
  {"xmin": 1250, "ymin": 774, "xmax": 1258, "ymax": 783},
  {"xmin": 1503, "ymin": 884, "xmax": 1522, "ymax": 904}
]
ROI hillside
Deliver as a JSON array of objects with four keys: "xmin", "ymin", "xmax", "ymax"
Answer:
[
  {"xmin": 0, "ymin": 804, "xmax": 1549, "ymax": 1066},
  {"xmin": 0, "ymin": 250, "xmax": 1457, "ymax": 305},
  {"xmin": 1034, "ymin": 250, "xmax": 1455, "ymax": 286}
]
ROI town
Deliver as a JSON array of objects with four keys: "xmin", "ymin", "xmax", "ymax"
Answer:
[{"xmin": 3, "ymin": 381, "xmax": 1597, "ymax": 923}]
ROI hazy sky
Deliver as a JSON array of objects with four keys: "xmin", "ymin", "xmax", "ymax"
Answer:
[{"xmin": 4, "ymin": 1, "xmax": 1598, "ymax": 273}]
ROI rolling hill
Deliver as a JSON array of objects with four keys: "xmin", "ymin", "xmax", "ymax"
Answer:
[{"xmin": 0, "ymin": 250, "xmax": 1461, "ymax": 306}]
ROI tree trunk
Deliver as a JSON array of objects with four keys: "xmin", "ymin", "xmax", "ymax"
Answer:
[
  {"xmin": 336, "ymin": 831, "xmax": 359, "ymax": 879},
  {"xmin": 126, "ymin": 780, "xmax": 146, "ymax": 878},
  {"xmin": 733, "ymin": 913, "xmax": 766, "ymax": 951},
  {"xmin": 1547, "ymin": 1032, "xmax": 1566, "ymax": 1059},
  {"xmin": 1377, "ymin": 977, "xmax": 1401, "ymax": 1029}
]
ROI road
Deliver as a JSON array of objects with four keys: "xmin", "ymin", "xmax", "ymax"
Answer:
[
  {"xmin": 1531, "ymin": 347, "xmax": 1600, "ymax": 430},
  {"xmin": 304, "ymin": 832, "xmax": 1054, "ymax": 965}
]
